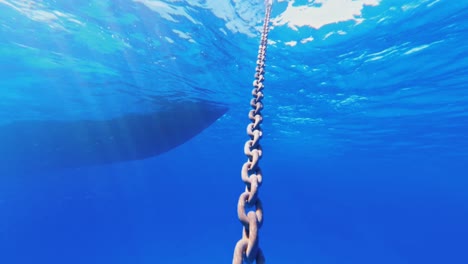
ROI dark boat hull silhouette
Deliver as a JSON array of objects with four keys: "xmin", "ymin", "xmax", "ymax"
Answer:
[{"xmin": 0, "ymin": 100, "xmax": 228, "ymax": 173}]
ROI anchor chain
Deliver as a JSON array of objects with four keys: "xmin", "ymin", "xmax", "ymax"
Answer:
[{"xmin": 233, "ymin": 1, "xmax": 272, "ymax": 264}]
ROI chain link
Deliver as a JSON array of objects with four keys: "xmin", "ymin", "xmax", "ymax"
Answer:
[{"xmin": 233, "ymin": 2, "xmax": 272, "ymax": 263}]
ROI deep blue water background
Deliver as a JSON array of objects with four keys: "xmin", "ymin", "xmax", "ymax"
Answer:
[{"xmin": 1, "ymin": 0, "xmax": 468, "ymax": 263}]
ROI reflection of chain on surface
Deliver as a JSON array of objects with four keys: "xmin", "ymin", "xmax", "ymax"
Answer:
[{"xmin": 232, "ymin": 2, "xmax": 272, "ymax": 264}]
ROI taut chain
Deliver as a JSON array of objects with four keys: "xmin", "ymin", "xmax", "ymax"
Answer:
[{"xmin": 233, "ymin": 2, "xmax": 272, "ymax": 263}]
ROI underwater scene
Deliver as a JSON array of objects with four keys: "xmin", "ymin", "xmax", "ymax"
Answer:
[{"xmin": 0, "ymin": 0, "xmax": 467, "ymax": 263}]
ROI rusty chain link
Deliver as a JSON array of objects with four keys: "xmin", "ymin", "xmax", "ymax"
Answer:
[{"xmin": 233, "ymin": 1, "xmax": 272, "ymax": 263}]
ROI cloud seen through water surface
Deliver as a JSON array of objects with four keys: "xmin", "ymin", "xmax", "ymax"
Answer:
[{"xmin": 272, "ymin": 0, "xmax": 381, "ymax": 30}]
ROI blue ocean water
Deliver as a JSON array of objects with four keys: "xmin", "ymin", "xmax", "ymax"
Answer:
[{"xmin": 1, "ymin": 0, "xmax": 467, "ymax": 263}]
